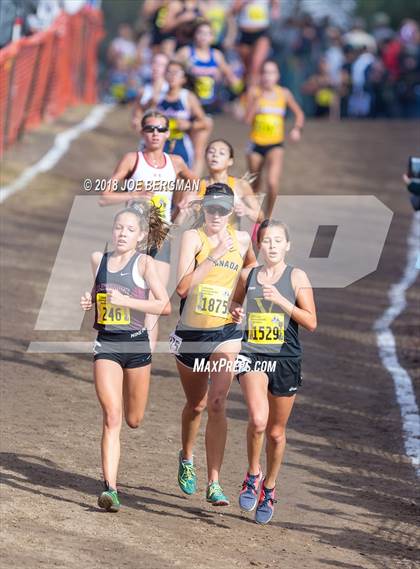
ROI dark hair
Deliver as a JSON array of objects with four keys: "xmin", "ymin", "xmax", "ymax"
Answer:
[
  {"xmin": 166, "ymin": 60, "xmax": 195, "ymax": 90},
  {"xmin": 141, "ymin": 109, "xmax": 169, "ymax": 129},
  {"xmin": 114, "ymin": 199, "xmax": 169, "ymax": 252},
  {"xmin": 206, "ymin": 139, "xmax": 234, "ymax": 159},
  {"xmin": 193, "ymin": 19, "xmax": 212, "ymax": 36},
  {"xmin": 257, "ymin": 219, "xmax": 290, "ymax": 243}
]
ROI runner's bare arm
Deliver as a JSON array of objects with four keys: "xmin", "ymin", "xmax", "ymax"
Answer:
[
  {"xmin": 231, "ymin": 266, "xmax": 252, "ymax": 307},
  {"xmin": 131, "ymin": 92, "xmax": 144, "ymax": 131},
  {"xmin": 236, "ymin": 179, "xmax": 264, "ymax": 222},
  {"xmin": 175, "ymin": 46, "xmax": 190, "ymax": 65},
  {"xmin": 214, "ymin": 50, "xmax": 241, "ymax": 90},
  {"xmin": 175, "ymin": 230, "xmax": 202, "ymax": 298},
  {"xmin": 188, "ymin": 92, "xmax": 209, "ymax": 131},
  {"xmin": 143, "ymin": 0, "xmax": 165, "ymax": 18},
  {"xmin": 244, "ymin": 87, "xmax": 260, "ymax": 124},
  {"xmin": 98, "ymin": 152, "xmax": 139, "ymax": 206},
  {"xmin": 240, "ymin": 234, "xmax": 258, "ymax": 268},
  {"xmin": 80, "ymin": 252, "xmax": 102, "ymax": 310},
  {"xmin": 284, "ymin": 88, "xmax": 305, "ymax": 133},
  {"xmin": 176, "ymin": 230, "xmax": 234, "ymax": 298},
  {"xmin": 160, "ymin": 2, "xmax": 190, "ymax": 34},
  {"xmin": 170, "ymin": 155, "xmax": 200, "ymax": 218},
  {"xmin": 262, "ymin": 268, "xmax": 317, "ymax": 331}
]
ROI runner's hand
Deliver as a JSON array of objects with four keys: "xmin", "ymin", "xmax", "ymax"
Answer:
[
  {"xmin": 234, "ymin": 200, "xmax": 247, "ymax": 217},
  {"xmin": 107, "ymin": 289, "xmax": 128, "ymax": 306},
  {"xmin": 289, "ymin": 127, "xmax": 301, "ymax": 142},
  {"xmin": 80, "ymin": 292, "xmax": 92, "ymax": 311},
  {"xmin": 262, "ymin": 284, "xmax": 284, "ymax": 306},
  {"xmin": 211, "ymin": 235, "xmax": 234, "ymax": 260},
  {"xmin": 176, "ymin": 119, "xmax": 192, "ymax": 132},
  {"xmin": 230, "ymin": 306, "xmax": 244, "ymax": 324}
]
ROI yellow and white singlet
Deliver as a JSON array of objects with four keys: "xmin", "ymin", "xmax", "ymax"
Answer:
[{"xmin": 250, "ymin": 86, "xmax": 287, "ymax": 146}]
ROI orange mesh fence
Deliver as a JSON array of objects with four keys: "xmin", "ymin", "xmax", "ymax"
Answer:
[{"xmin": 0, "ymin": 7, "xmax": 104, "ymax": 157}]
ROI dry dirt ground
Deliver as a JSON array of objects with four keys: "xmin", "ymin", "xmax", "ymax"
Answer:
[{"xmin": 1, "ymin": 105, "xmax": 419, "ymax": 569}]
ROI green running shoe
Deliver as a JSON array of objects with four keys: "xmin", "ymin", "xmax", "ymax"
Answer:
[
  {"xmin": 206, "ymin": 482, "xmax": 229, "ymax": 506},
  {"xmin": 98, "ymin": 483, "xmax": 120, "ymax": 512},
  {"xmin": 178, "ymin": 450, "xmax": 197, "ymax": 495}
]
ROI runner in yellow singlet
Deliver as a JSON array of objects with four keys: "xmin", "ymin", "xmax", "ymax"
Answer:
[
  {"xmin": 170, "ymin": 183, "xmax": 256, "ymax": 506},
  {"xmin": 245, "ymin": 59, "xmax": 305, "ymax": 217}
]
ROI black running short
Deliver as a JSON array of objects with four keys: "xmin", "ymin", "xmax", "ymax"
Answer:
[
  {"xmin": 239, "ymin": 29, "xmax": 269, "ymax": 45},
  {"xmin": 171, "ymin": 323, "xmax": 242, "ymax": 370},
  {"xmin": 247, "ymin": 142, "xmax": 284, "ymax": 157},
  {"xmin": 93, "ymin": 330, "xmax": 151, "ymax": 369},
  {"xmin": 236, "ymin": 354, "xmax": 302, "ymax": 397}
]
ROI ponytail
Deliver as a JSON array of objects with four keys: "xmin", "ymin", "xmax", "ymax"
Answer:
[{"xmin": 114, "ymin": 199, "xmax": 169, "ymax": 253}]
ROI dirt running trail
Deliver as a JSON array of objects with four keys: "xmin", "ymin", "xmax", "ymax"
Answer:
[{"xmin": 1, "ymin": 106, "xmax": 419, "ymax": 569}]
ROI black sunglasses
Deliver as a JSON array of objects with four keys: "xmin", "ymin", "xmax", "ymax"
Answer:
[
  {"xmin": 143, "ymin": 125, "xmax": 168, "ymax": 133},
  {"xmin": 204, "ymin": 205, "xmax": 231, "ymax": 216}
]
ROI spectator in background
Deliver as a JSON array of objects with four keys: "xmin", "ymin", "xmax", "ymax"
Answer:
[
  {"xmin": 132, "ymin": 52, "xmax": 169, "ymax": 132},
  {"xmin": 107, "ymin": 22, "xmax": 137, "ymax": 68},
  {"xmin": 324, "ymin": 27, "xmax": 344, "ymax": 87},
  {"xmin": 347, "ymin": 46, "xmax": 376, "ymax": 117},
  {"xmin": 302, "ymin": 58, "xmax": 336, "ymax": 118},
  {"xmin": 371, "ymin": 12, "xmax": 394, "ymax": 44}
]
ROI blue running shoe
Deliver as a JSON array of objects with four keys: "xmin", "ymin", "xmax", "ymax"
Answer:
[
  {"xmin": 178, "ymin": 450, "xmax": 197, "ymax": 495},
  {"xmin": 239, "ymin": 469, "xmax": 262, "ymax": 512},
  {"xmin": 255, "ymin": 482, "xmax": 277, "ymax": 524},
  {"xmin": 206, "ymin": 482, "xmax": 229, "ymax": 506}
]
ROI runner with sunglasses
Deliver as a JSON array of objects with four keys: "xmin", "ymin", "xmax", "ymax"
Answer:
[
  {"xmin": 152, "ymin": 60, "xmax": 210, "ymax": 173},
  {"xmin": 171, "ymin": 183, "xmax": 256, "ymax": 506},
  {"xmin": 231, "ymin": 219, "xmax": 317, "ymax": 524},
  {"xmin": 100, "ymin": 110, "xmax": 198, "ymax": 349}
]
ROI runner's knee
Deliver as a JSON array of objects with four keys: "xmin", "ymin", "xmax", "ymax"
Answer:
[
  {"xmin": 125, "ymin": 412, "xmax": 144, "ymax": 429},
  {"xmin": 103, "ymin": 410, "xmax": 122, "ymax": 430},
  {"xmin": 207, "ymin": 394, "xmax": 226, "ymax": 415},
  {"xmin": 249, "ymin": 414, "xmax": 267, "ymax": 434},
  {"xmin": 267, "ymin": 427, "xmax": 286, "ymax": 446}
]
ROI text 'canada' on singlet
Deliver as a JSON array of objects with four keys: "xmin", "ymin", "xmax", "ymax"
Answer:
[
  {"xmin": 129, "ymin": 151, "xmax": 177, "ymax": 223},
  {"xmin": 242, "ymin": 265, "xmax": 301, "ymax": 357},
  {"xmin": 250, "ymin": 86, "xmax": 287, "ymax": 146},
  {"xmin": 94, "ymin": 252, "xmax": 149, "ymax": 333},
  {"xmin": 180, "ymin": 225, "xmax": 244, "ymax": 329}
]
